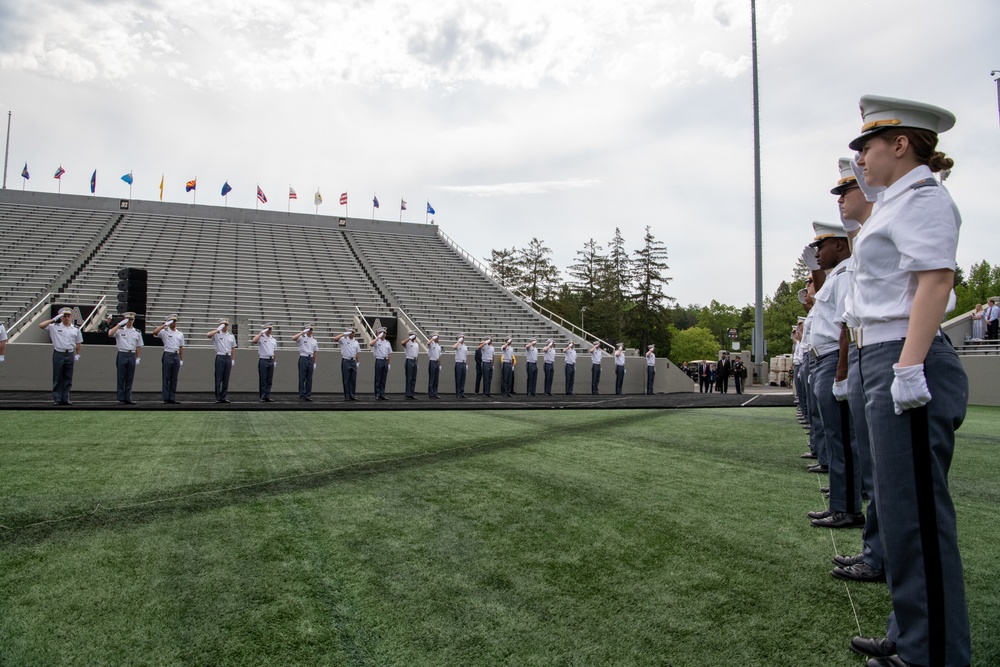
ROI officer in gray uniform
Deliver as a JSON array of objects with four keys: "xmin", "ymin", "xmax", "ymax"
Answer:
[
  {"xmin": 109, "ymin": 311, "xmax": 143, "ymax": 404},
  {"xmin": 613, "ymin": 343, "xmax": 626, "ymax": 394},
  {"xmin": 369, "ymin": 327, "xmax": 391, "ymax": 400},
  {"xmin": 563, "ymin": 341, "xmax": 577, "ymax": 395},
  {"xmin": 153, "ymin": 314, "xmax": 184, "ymax": 403},
  {"xmin": 589, "ymin": 341, "xmax": 603, "ymax": 395},
  {"xmin": 453, "ymin": 334, "xmax": 468, "ymax": 398},
  {"xmin": 500, "ymin": 336, "xmax": 515, "ymax": 396},
  {"xmin": 403, "ymin": 332, "xmax": 419, "ymax": 399},
  {"xmin": 252, "ymin": 322, "xmax": 277, "ymax": 402},
  {"xmin": 524, "ymin": 338, "xmax": 539, "ymax": 396},
  {"xmin": 425, "ymin": 332, "xmax": 442, "ymax": 398},
  {"xmin": 293, "ymin": 324, "xmax": 318, "ymax": 401},
  {"xmin": 207, "ymin": 318, "xmax": 237, "ymax": 403},
  {"xmin": 542, "ymin": 338, "xmax": 556, "ymax": 395},
  {"xmin": 645, "ymin": 345, "xmax": 656, "ymax": 394},
  {"xmin": 39, "ymin": 307, "xmax": 82, "ymax": 405},
  {"xmin": 333, "ymin": 328, "xmax": 361, "ymax": 401},
  {"xmin": 477, "ymin": 337, "xmax": 494, "ymax": 397}
]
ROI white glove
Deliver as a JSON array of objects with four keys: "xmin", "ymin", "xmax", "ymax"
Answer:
[
  {"xmin": 74, "ymin": 354, "xmax": 80, "ymax": 362},
  {"xmin": 180, "ymin": 360, "xmax": 184, "ymax": 366},
  {"xmin": 260, "ymin": 328, "xmax": 269, "ymax": 334},
  {"xmin": 832, "ymin": 378, "xmax": 848, "ymax": 401},
  {"xmin": 0, "ymin": 355, "xmax": 5, "ymax": 362},
  {"xmin": 891, "ymin": 363, "xmax": 931, "ymax": 415},
  {"xmin": 273, "ymin": 361, "xmax": 277, "ymax": 367},
  {"xmin": 165, "ymin": 319, "xmax": 175, "ymax": 326},
  {"xmin": 118, "ymin": 319, "xmax": 129, "ymax": 327},
  {"xmin": 135, "ymin": 358, "xmax": 141, "ymax": 366},
  {"xmin": 801, "ymin": 245, "xmax": 820, "ymax": 271},
  {"xmin": 217, "ymin": 324, "xmax": 225, "ymax": 332},
  {"xmin": 231, "ymin": 360, "xmax": 235, "ymax": 367},
  {"xmin": 313, "ymin": 363, "xmax": 317, "ymax": 370},
  {"xmin": 302, "ymin": 328, "xmax": 311, "ymax": 335},
  {"xmin": 851, "ymin": 154, "xmax": 885, "ymax": 203},
  {"xmin": 344, "ymin": 330, "xmax": 351, "ymax": 336},
  {"xmin": 388, "ymin": 364, "xmax": 391, "ymax": 370}
]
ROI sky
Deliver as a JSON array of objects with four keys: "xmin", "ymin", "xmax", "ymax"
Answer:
[{"xmin": 1, "ymin": 0, "xmax": 998, "ymax": 309}]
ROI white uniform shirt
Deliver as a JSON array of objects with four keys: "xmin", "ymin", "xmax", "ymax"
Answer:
[
  {"xmin": 502, "ymin": 345, "xmax": 514, "ymax": 363},
  {"xmin": 114, "ymin": 326, "xmax": 144, "ymax": 352},
  {"xmin": 809, "ymin": 258, "xmax": 851, "ymax": 356},
  {"xmin": 404, "ymin": 339, "xmax": 419, "ymax": 360},
  {"xmin": 481, "ymin": 343, "xmax": 494, "ymax": 363},
  {"xmin": 427, "ymin": 341, "xmax": 441, "ymax": 361},
  {"xmin": 257, "ymin": 333, "xmax": 277, "ymax": 358},
  {"xmin": 792, "ymin": 339, "xmax": 803, "ymax": 366},
  {"xmin": 847, "ymin": 165, "xmax": 960, "ymax": 343},
  {"xmin": 47, "ymin": 322, "xmax": 82, "ymax": 352},
  {"xmin": 565, "ymin": 347, "xmax": 577, "ymax": 365},
  {"xmin": 0, "ymin": 323, "xmax": 7, "ymax": 342},
  {"xmin": 645, "ymin": 351, "xmax": 655, "ymax": 367},
  {"xmin": 616, "ymin": 350, "xmax": 626, "ymax": 366},
  {"xmin": 525, "ymin": 345, "xmax": 538, "ymax": 364},
  {"xmin": 543, "ymin": 345, "xmax": 556, "ymax": 364},
  {"xmin": 800, "ymin": 313, "xmax": 814, "ymax": 355},
  {"xmin": 213, "ymin": 332, "xmax": 236, "ymax": 356},
  {"xmin": 298, "ymin": 335, "xmax": 318, "ymax": 358},
  {"xmin": 454, "ymin": 343, "xmax": 468, "ymax": 363},
  {"xmin": 372, "ymin": 338, "xmax": 391, "ymax": 359},
  {"xmin": 339, "ymin": 336, "xmax": 360, "ymax": 360},
  {"xmin": 590, "ymin": 348, "xmax": 602, "ymax": 365},
  {"xmin": 157, "ymin": 327, "xmax": 184, "ymax": 353}
]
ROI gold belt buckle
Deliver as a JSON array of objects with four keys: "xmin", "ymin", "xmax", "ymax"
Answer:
[{"xmin": 852, "ymin": 328, "xmax": 863, "ymax": 348}]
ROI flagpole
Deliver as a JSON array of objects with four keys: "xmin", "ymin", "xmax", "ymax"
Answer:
[
  {"xmin": 288, "ymin": 185, "xmax": 291, "ymax": 214},
  {"xmin": 194, "ymin": 176, "xmax": 197, "ymax": 205},
  {"xmin": 2, "ymin": 111, "xmax": 11, "ymax": 190},
  {"xmin": 129, "ymin": 171, "xmax": 133, "ymax": 199}
]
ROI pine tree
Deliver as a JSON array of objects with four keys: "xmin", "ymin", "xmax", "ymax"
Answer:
[
  {"xmin": 516, "ymin": 238, "xmax": 561, "ymax": 302},
  {"xmin": 629, "ymin": 226, "xmax": 673, "ymax": 351}
]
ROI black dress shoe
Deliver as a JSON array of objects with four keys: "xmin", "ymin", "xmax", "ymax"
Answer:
[
  {"xmin": 811, "ymin": 511, "xmax": 864, "ymax": 528},
  {"xmin": 264, "ymin": 398, "xmax": 274, "ymax": 402},
  {"xmin": 832, "ymin": 562, "xmax": 886, "ymax": 583},
  {"xmin": 819, "ymin": 486, "xmax": 830, "ymax": 493},
  {"xmin": 866, "ymin": 656, "xmax": 909, "ymax": 667},
  {"xmin": 833, "ymin": 552, "xmax": 864, "ymax": 567},
  {"xmin": 800, "ymin": 451, "xmax": 817, "ymax": 459},
  {"xmin": 61, "ymin": 401, "xmax": 73, "ymax": 405},
  {"xmin": 807, "ymin": 464, "xmax": 829, "ymax": 473},
  {"xmin": 807, "ymin": 508, "xmax": 832, "ymax": 520},
  {"xmin": 850, "ymin": 636, "xmax": 897, "ymax": 658}
]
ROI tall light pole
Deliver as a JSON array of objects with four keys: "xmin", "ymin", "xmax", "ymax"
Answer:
[
  {"xmin": 751, "ymin": 0, "xmax": 765, "ymax": 383},
  {"xmin": 580, "ymin": 305, "xmax": 588, "ymax": 332},
  {"xmin": 992, "ymin": 71, "xmax": 1000, "ymax": 127}
]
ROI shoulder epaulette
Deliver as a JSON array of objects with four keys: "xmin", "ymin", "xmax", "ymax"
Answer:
[
  {"xmin": 833, "ymin": 266, "xmax": 848, "ymax": 276},
  {"xmin": 910, "ymin": 177, "xmax": 938, "ymax": 190}
]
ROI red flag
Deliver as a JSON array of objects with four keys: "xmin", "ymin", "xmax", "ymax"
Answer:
[{"xmin": 340, "ymin": 192, "xmax": 348, "ymax": 205}]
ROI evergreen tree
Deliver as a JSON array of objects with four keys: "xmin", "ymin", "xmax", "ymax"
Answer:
[
  {"xmin": 516, "ymin": 238, "xmax": 561, "ymax": 302},
  {"xmin": 628, "ymin": 226, "xmax": 673, "ymax": 351},
  {"xmin": 488, "ymin": 247, "xmax": 521, "ymax": 288}
]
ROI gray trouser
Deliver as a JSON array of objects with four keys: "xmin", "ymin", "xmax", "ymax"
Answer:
[
  {"xmin": 501, "ymin": 361, "xmax": 513, "ymax": 395},
  {"xmin": 116, "ymin": 351, "xmax": 136, "ymax": 402},
  {"xmin": 858, "ymin": 337, "xmax": 969, "ymax": 667},
  {"xmin": 342, "ymin": 358, "xmax": 357, "ymax": 399},
  {"xmin": 615, "ymin": 365, "xmax": 624, "ymax": 394},
  {"xmin": 405, "ymin": 358, "xmax": 418, "ymax": 397},
  {"xmin": 812, "ymin": 350, "xmax": 861, "ymax": 514},
  {"xmin": 543, "ymin": 362, "xmax": 554, "ymax": 394},
  {"xmin": 565, "ymin": 363, "xmax": 575, "ymax": 394},
  {"xmin": 804, "ymin": 355, "xmax": 827, "ymax": 464},
  {"xmin": 258, "ymin": 358, "xmax": 275, "ymax": 399},
  {"xmin": 427, "ymin": 359, "xmax": 440, "ymax": 397},
  {"xmin": 162, "ymin": 352, "xmax": 180, "ymax": 401},
  {"xmin": 591, "ymin": 363, "xmax": 601, "ymax": 394},
  {"xmin": 52, "ymin": 350, "xmax": 75, "ymax": 403},
  {"xmin": 454, "ymin": 362, "xmax": 467, "ymax": 397},
  {"xmin": 214, "ymin": 355, "xmax": 232, "ymax": 401},
  {"xmin": 526, "ymin": 361, "xmax": 538, "ymax": 395},
  {"xmin": 481, "ymin": 361, "xmax": 493, "ymax": 395},
  {"xmin": 847, "ymin": 343, "xmax": 883, "ymax": 571},
  {"xmin": 646, "ymin": 365, "xmax": 655, "ymax": 394},
  {"xmin": 298, "ymin": 356, "xmax": 313, "ymax": 398},
  {"xmin": 374, "ymin": 358, "xmax": 388, "ymax": 398}
]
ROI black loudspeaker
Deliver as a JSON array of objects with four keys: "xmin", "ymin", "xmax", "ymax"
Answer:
[{"xmin": 116, "ymin": 267, "xmax": 148, "ymax": 315}]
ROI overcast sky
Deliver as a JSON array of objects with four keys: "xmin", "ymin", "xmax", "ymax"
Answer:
[{"xmin": 2, "ymin": 0, "xmax": 998, "ymax": 308}]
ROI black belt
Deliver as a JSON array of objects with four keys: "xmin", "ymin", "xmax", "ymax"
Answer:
[{"xmin": 261, "ymin": 356, "xmax": 274, "ymax": 360}]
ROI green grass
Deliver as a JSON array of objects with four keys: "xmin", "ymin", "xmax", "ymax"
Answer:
[{"xmin": 1, "ymin": 407, "xmax": 997, "ymax": 666}]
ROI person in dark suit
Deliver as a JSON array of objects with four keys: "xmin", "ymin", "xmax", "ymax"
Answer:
[
  {"xmin": 699, "ymin": 361, "xmax": 710, "ymax": 393},
  {"xmin": 732, "ymin": 356, "xmax": 746, "ymax": 394},
  {"xmin": 707, "ymin": 363, "xmax": 717, "ymax": 393},
  {"xmin": 474, "ymin": 343, "xmax": 483, "ymax": 393},
  {"xmin": 717, "ymin": 353, "xmax": 732, "ymax": 394}
]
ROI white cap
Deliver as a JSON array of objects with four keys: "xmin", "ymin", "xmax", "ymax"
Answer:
[
  {"xmin": 808, "ymin": 221, "xmax": 849, "ymax": 247},
  {"xmin": 849, "ymin": 94, "xmax": 956, "ymax": 151},
  {"xmin": 57, "ymin": 307, "xmax": 73, "ymax": 317},
  {"xmin": 217, "ymin": 318, "xmax": 230, "ymax": 325},
  {"xmin": 830, "ymin": 157, "xmax": 858, "ymax": 195}
]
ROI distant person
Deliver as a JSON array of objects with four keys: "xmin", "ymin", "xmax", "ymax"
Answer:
[
  {"xmin": 707, "ymin": 363, "xmax": 716, "ymax": 393},
  {"xmin": 0, "ymin": 321, "xmax": 7, "ymax": 365},
  {"xmin": 524, "ymin": 338, "xmax": 539, "ymax": 396},
  {"xmin": 97, "ymin": 314, "xmax": 113, "ymax": 333},
  {"xmin": 563, "ymin": 341, "xmax": 577, "ymax": 395},
  {"xmin": 207, "ymin": 318, "xmax": 236, "ymax": 403},
  {"xmin": 473, "ymin": 342, "xmax": 483, "ymax": 394},
  {"xmin": 986, "ymin": 298, "xmax": 999, "ymax": 340},
  {"xmin": 425, "ymin": 332, "xmax": 442, "ymax": 399},
  {"xmin": 732, "ymin": 355, "xmax": 746, "ymax": 394},
  {"xmin": 971, "ymin": 304, "xmax": 985, "ymax": 340},
  {"xmin": 152, "ymin": 314, "xmax": 184, "ymax": 404},
  {"xmin": 717, "ymin": 352, "xmax": 732, "ymax": 394},
  {"xmin": 542, "ymin": 338, "xmax": 556, "ymax": 395},
  {"xmin": 699, "ymin": 361, "xmax": 710, "ymax": 393},
  {"xmin": 108, "ymin": 312, "xmax": 143, "ymax": 404},
  {"xmin": 613, "ymin": 343, "xmax": 625, "ymax": 395},
  {"xmin": 39, "ymin": 307, "xmax": 82, "ymax": 405},
  {"xmin": 252, "ymin": 322, "xmax": 277, "ymax": 402},
  {"xmin": 453, "ymin": 334, "xmax": 468, "ymax": 398},
  {"xmin": 500, "ymin": 336, "xmax": 515, "ymax": 396},
  {"xmin": 477, "ymin": 337, "xmax": 495, "ymax": 397},
  {"xmin": 369, "ymin": 326, "xmax": 391, "ymax": 400},
  {"xmin": 293, "ymin": 324, "xmax": 318, "ymax": 401},
  {"xmin": 333, "ymin": 328, "xmax": 361, "ymax": 401},
  {"xmin": 589, "ymin": 341, "xmax": 602, "ymax": 395},
  {"xmin": 403, "ymin": 332, "xmax": 419, "ymax": 399},
  {"xmin": 645, "ymin": 345, "xmax": 656, "ymax": 394}
]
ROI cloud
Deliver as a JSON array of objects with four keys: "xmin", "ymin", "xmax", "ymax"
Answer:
[
  {"xmin": 437, "ymin": 178, "xmax": 602, "ymax": 197},
  {"xmin": 698, "ymin": 51, "xmax": 750, "ymax": 78}
]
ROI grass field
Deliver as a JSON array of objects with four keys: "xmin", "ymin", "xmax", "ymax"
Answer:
[{"xmin": 1, "ymin": 406, "xmax": 997, "ymax": 666}]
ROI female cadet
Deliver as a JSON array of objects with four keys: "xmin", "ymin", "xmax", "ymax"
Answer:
[{"xmin": 845, "ymin": 96, "xmax": 969, "ymax": 667}]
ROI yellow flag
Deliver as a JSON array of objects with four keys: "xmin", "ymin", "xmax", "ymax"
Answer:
[{"xmin": 159, "ymin": 174, "xmax": 164, "ymax": 201}]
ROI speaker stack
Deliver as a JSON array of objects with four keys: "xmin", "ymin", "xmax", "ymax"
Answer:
[{"xmin": 116, "ymin": 267, "xmax": 148, "ymax": 331}]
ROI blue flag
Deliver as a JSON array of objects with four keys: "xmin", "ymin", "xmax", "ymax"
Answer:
[
  {"xmin": 21, "ymin": 163, "xmax": 29, "ymax": 180},
  {"xmin": 90, "ymin": 169, "xmax": 97, "ymax": 193},
  {"xmin": 221, "ymin": 181, "xmax": 232, "ymax": 196},
  {"xmin": 121, "ymin": 172, "xmax": 133, "ymax": 185},
  {"xmin": 426, "ymin": 202, "xmax": 435, "ymax": 215},
  {"xmin": 373, "ymin": 195, "xmax": 380, "ymax": 208}
]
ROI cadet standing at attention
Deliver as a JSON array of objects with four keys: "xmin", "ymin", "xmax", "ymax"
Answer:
[
  {"xmin": 403, "ymin": 332, "xmax": 419, "ymax": 399},
  {"xmin": 292, "ymin": 324, "xmax": 318, "ymax": 401},
  {"xmin": 207, "ymin": 318, "xmax": 236, "ymax": 403},
  {"xmin": 843, "ymin": 95, "xmax": 969, "ymax": 667},
  {"xmin": 39, "ymin": 307, "xmax": 82, "ymax": 405},
  {"xmin": 252, "ymin": 322, "xmax": 277, "ymax": 402},
  {"xmin": 542, "ymin": 338, "xmax": 556, "ymax": 395},
  {"xmin": 333, "ymin": 328, "xmax": 360, "ymax": 401},
  {"xmin": 153, "ymin": 314, "xmax": 184, "ymax": 404},
  {"xmin": 589, "ymin": 341, "xmax": 602, "ymax": 395},
  {"xmin": 453, "ymin": 334, "xmax": 468, "ymax": 398},
  {"xmin": 524, "ymin": 338, "xmax": 539, "ymax": 396},
  {"xmin": 614, "ymin": 343, "xmax": 626, "ymax": 395},
  {"xmin": 563, "ymin": 341, "xmax": 577, "ymax": 395},
  {"xmin": 645, "ymin": 345, "xmax": 656, "ymax": 394},
  {"xmin": 500, "ymin": 336, "xmax": 515, "ymax": 396},
  {"xmin": 478, "ymin": 337, "xmax": 494, "ymax": 397},
  {"xmin": 426, "ymin": 332, "xmax": 442, "ymax": 399},
  {"xmin": 108, "ymin": 311, "xmax": 143, "ymax": 404},
  {"xmin": 370, "ymin": 327, "xmax": 391, "ymax": 400}
]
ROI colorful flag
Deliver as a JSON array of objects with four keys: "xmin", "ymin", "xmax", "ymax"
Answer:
[
  {"xmin": 340, "ymin": 192, "xmax": 348, "ymax": 205},
  {"xmin": 221, "ymin": 181, "xmax": 233, "ymax": 196},
  {"xmin": 289, "ymin": 187, "xmax": 297, "ymax": 200},
  {"xmin": 373, "ymin": 194, "xmax": 380, "ymax": 208},
  {"xmin": 53, "ymin": 165, "xmax": 65, "ymax": 179},
  {"xmin": 90, "ymin": 169, "xmax": 97, "ymax": 193},
  {"xmin": 314, "ymin": 189, "xmax": 323, "ymax": 206},
  {"xmin": 257, "ymin": 185, "xmax": 268, "ymax": 204},
  {"xmin": 185, "ymin": 179, "xmax": 197, "ymax": 192},
  {"xmin": 426, "ymin": 202, "xmax": 436, "ymax": 215},
  {"xmin": 21, "ymin": 163, "xmax": 29, "ymax": 180},
  {"xmin": 121, "ymin": 172, "xmax": 134, "ymax": 185},
  {"xmin": 159, "ymin": 174, "xmax": 164, "ymax": 201},
  {"xmin": 400, "ymin": 199, "xmax": 407, "ymax": 211}
]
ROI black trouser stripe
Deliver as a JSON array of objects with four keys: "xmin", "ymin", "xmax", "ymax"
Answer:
[
  {"xmin": 910, "ymin": 405, "xmax": 946, "ymax": 666},
  {"xmin": 840, "ymin": 400, "xmax": 858, "ymax": 514}
]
